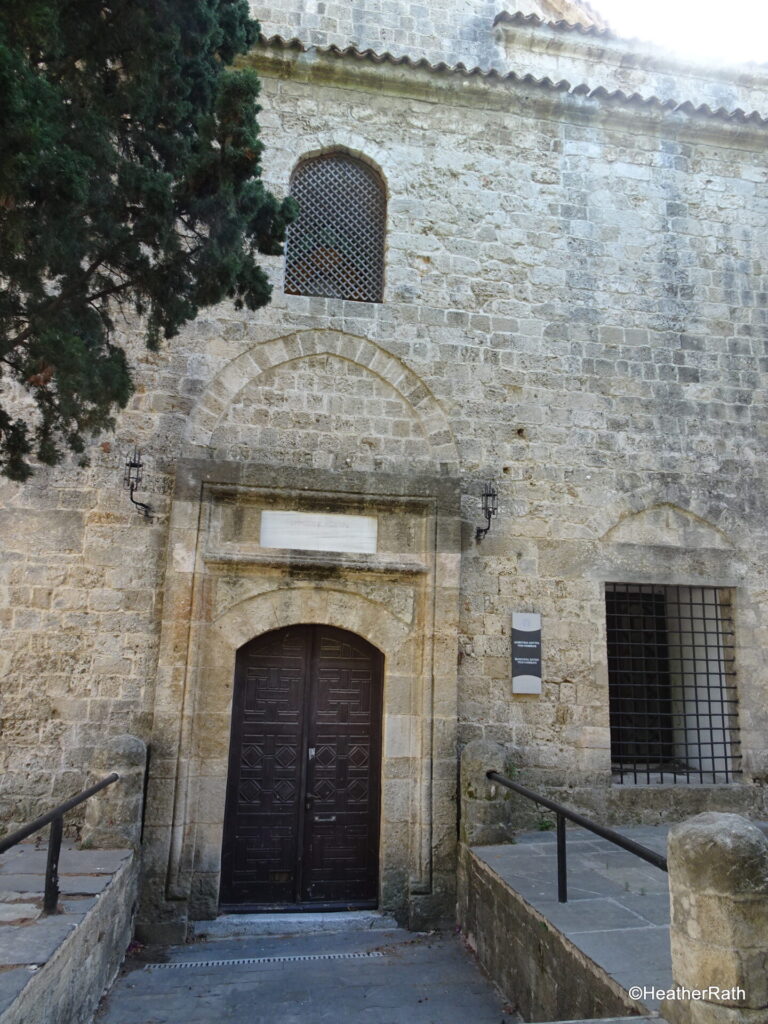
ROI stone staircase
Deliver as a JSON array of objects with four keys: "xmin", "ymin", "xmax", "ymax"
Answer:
[
  {"xmin": 0, "ymin": 841, "xmax": 136, "ymax": 1024},
  {"xmin": 459, "ymin": 825, "xmax": 674, "ymax": 1021}
]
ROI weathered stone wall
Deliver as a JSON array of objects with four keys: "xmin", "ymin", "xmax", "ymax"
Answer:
[
  {"xmin": 242, "ymin": 50, "xmax": 768, "ymax": 808},
  {"xmin": 0, "ymin": 452, "xmax": 167, "ymax": 830},
  {"xmin": 250, "ymin": 0, "xmax": 511, "ymax": 68},
  {"xmin": 458, "ymin": 843, "xmax": 645, "ymax": 1020},
  {"xmin": 208, "ymin": 353, "xmax": 435, "ymax": 470},
  {"xmin": 2, "ymin": 0, "xmax": 768, "ymax": 930},
  {"xmin": 251, "ymin": 0, "xmax": 768, "ymax": 114}
]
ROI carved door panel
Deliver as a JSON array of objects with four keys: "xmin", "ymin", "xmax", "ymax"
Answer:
[
  {"xmin": 220, "ymin": 625, "xmax": 382, "ymax": 909},
  {"xmin": 302, "ymin": 629, "xmax": 382, "ymax": 903}
]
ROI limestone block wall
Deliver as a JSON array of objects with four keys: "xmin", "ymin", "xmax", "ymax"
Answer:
[
  {"xmin": 250, "ymin": 0, "xmax": 512, "ymax": 68},
  {"xmin": 243, "ymin": 55, "xmax": 768, "ymax": 811},
  {"xmin": 2, "ymin": 19, "xmax": 768, "ymax": 926},
  {"xmin": 458, "ymin": 843, "xmax": 644, "ymax": 1021},
  {"xmin": 0, "ymin": 449, "xmax": 167, "ymax": 830}
]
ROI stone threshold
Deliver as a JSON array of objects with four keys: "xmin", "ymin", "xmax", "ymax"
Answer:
[{"xmin": 192, "ymin": 909, "xmax": 398, "ymax": 938}]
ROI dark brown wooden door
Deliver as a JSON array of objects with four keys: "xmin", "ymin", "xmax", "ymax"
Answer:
[{"xmin": 220, "ymin": 624, "xmax": 383, "ymax": 909}]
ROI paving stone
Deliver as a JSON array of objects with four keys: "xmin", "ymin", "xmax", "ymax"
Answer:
[
  {"xmin": 0, "ymin": 842, "xmax": 130, "ymax": 878},
  {"xmin": 0, "ymin": 967, "xmax": 35, "ymax": 1016},
  {"xmin": 615, "ymin": 892, "xmax": 670, "ymax": 926},
  {"xmin": 193, "ymin": 909, "xmax": 397, "ymax": 938},
  {"xmin": 97, "ymin": 928, "xmax": 520, "ymax": 1024},
  {"xmin": 573, "ymin": 927, "xmax": 674, "ymax": 1011},
  {"xmin": 60, "ymin": 896, "xmax": 98, "ymax": 915},
  {"xmin": 534, "ymin": 896, "xmax": 653, "ymax": 933},
  {"xmin": 0, "ymin": 903, "xmax": 41, "ymax": 924},
  {"xmin": 0, "ymin": 917, "xmax": 79, "ymax": 966}
]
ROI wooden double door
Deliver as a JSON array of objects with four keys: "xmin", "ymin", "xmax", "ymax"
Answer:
[{"xmin": 220, "ymin": 624, "xmax": 383, "ymax": 909}]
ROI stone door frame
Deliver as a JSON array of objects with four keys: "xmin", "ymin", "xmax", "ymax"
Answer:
[{"xmin": 139, "ymin": 461, "xmax": 461, "ymax": 940}]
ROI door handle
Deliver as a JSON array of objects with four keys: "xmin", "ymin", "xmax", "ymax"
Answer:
[{"xmin": 314, "ymin": 815, "xmax": 337, "ymax": 823}]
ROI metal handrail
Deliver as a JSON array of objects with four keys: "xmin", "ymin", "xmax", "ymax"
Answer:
[
  {"xmin": 486, "ymin": 770, "xmax": 668, "ymax": 903},
  {"xmin": 0, "ymin": 772, "xmax": 120, "ymax": 914}
]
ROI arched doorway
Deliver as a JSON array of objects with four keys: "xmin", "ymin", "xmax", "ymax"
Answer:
[{"xmin": 219, "ymin": 624, "xmax": 383, "ymax": 910}]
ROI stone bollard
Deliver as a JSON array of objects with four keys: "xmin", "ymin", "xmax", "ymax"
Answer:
[
  {"xmin": 664, "ymin": 812, "xmax": 768, "ymax": 1024},
  {"xmin": 459, "ymin": 738, "xmax": 519, "ymax": 846},
  {"xmin": 81, "ymin": 734, "xmax": 148, "ymax": 851}
]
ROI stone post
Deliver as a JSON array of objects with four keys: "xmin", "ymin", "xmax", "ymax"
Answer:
[
  {"xmin": 664, "ymin": 812, "xmax": 768, "ymax": 1024},
  {"xmin": 81, "ymin": 734, "xmax": 148, "ymax": 851}
]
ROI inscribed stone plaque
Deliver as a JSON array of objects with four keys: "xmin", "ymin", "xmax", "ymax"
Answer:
[
  {"xmin": 260, "ymin": 510, "xmax": 378, "ymax": 554},
  {"xmin": 512, "ymin": 612, "xmax": 542, "ymax": 695}
]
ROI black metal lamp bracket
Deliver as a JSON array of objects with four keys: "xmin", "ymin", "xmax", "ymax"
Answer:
[
  {"xmin": 123, "ymin": 448, "xmax": 153, "ymax": 521},
  {"xmin": 475, "ymin": 481, "xmax": 498, "ymax": 542}
]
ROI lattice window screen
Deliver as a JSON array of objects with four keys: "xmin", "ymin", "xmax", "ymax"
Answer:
[{"xmin": 285, "ymin": 154, "xmax": 386, "ymax": 302}]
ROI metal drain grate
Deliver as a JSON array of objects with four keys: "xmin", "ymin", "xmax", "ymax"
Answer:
[{"xmin": 146, "ymin": 951, "xmax": 384, "ymax": 970}]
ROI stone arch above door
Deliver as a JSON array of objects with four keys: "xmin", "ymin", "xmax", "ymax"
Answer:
[
  {"xmin": 211, "ymin": 584, "xmax": 413, "ymax": 669},
  {"xmin": 167, "ymin": 574, "xmax": 443, "ymax": 922},
  {"xmin": 184, "ymin": 328, "xmax": 458, "ymax": 469}
]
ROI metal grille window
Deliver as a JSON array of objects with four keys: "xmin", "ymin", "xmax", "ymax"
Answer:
[
  {"xmin": 605, "ymin": 583, "xmax": 739, "ymax": 785},
  {"xmin": 284, "ymin": 153, "xmax": 386, "ymax": 302}
]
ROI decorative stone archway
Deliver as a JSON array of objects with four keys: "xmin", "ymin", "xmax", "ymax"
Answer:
[
  {"xmin": 183, "ymin": 328, "xmax": 459, "ymax": 470},
  {"xmin": 138, "ymin": 461, "xmax": 461, "ymax": 942},
  {"xmin": 192, "ymin": 590, "xmax": 413, "ymax": 917}
]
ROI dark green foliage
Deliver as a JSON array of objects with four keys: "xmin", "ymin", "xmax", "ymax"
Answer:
[{"xmin": 0, "ymin": 0, "xmax": 296, "ymax": 480}]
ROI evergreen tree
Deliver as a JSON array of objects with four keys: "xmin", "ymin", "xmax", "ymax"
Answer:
[{"xmin": 0, "ymin": 0, "xmax": 295, "ymax": 481}]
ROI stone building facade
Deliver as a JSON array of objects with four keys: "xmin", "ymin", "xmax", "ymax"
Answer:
[{"xmin": 2, "ymin": 0, "xmax": 768, "ymax": 940}]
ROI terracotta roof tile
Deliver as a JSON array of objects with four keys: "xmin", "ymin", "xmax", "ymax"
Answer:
[
  {"xmin": 493, "ymin": 10, "xmax": 615, "ymax": 39},
  {"xmin": 258, "ymin": 34, "xmax": 768, "ymax": 128}
]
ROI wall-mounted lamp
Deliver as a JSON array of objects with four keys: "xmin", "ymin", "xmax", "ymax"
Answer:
[
  {"xmin": 475, "ymin": 481, "xmax": 498, "ymax": 542},
  {"xmin": 123, "ymin": 447, "xmax": 153, "ymax": 520}
]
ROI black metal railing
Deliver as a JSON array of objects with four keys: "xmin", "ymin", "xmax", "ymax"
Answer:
[
  {"xmin": 486, "ymin": 770, "xmax": 668, "ymax": 903},
  {"xmin": 0, "ymin": 773, "xmax": 120, "ymax": 914}
]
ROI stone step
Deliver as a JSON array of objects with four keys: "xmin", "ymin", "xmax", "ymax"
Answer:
[
  {"xmin": 191, "ymin": 910, "xmax": 398, "ymax": 939},
  {"xmin": 535, "ymin": 1019, "xmax": 664, "ymax": 1024}
]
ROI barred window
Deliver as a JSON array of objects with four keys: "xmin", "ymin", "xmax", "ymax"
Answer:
[
  {"xmin": 284, "ymin": 153, "xmax": 386, "ymax": 303},
  {"xmin": 605, "ymin": 583, "xmax": 740, "ymax": 785}
]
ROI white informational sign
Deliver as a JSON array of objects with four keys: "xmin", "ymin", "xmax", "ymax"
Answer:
[
  {"xmin": 260, "ymin": 510, "xmax": 378, "ymax": 554},
  {"xmin": 512, "ymin": 611, "xmax": 542, "ymax": 695}
]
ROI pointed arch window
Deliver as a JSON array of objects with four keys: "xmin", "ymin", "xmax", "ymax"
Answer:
[{"xmin": 284, "ymin": 153, "xmax": 386, "ymax": 302}]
